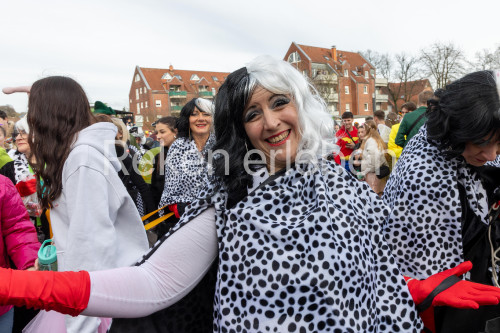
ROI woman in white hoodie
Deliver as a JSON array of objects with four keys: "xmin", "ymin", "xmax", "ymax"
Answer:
[
  {"xmin": 23, "ymin": 77, "xmax": 149, "ymax": 333},
  {"xmin": 358, "ymin": 120, "xmax": 389, "ymax": 195}
]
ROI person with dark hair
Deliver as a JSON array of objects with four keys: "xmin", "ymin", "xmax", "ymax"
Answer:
[
  {"xmin": 1, "ymin": 58, "xmax": 500, "ymax": 333},
  {"xmin": 149, "ymin": 116, "xmax": 177, "ymax": 208},
  {"xmin": 384, "ymin": 70, "xmax": 500, "ymax": 332},
  {"xmin": 333, "ymin": 111, "xmax": 358, "ymax": 171},
  {"xmin": 395, "ymin": 90, "xmax": 434, "ymax": 147},
  {"xmin": 373, "ymin": 110, "xmax": 391, "ymax": 143},
  {"xmin": 157, "ymin": 98, "xmax": 214, "ymax": 218},
  {"xmin": 14, "ymin": 77, "xmax": 149, "ymax": 332}
]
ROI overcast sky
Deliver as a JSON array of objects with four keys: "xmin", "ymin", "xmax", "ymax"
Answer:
[{"xmin": 1, "ymin": 0, "xmax": 499, "ymax": 113}]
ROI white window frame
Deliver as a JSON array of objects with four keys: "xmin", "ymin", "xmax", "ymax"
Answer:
[
  {"xmin": 140, "ymin": 102, "xmax": 143, "ymax": 108},
  {"xmin": 145, "ymin": 101, "xmax": 148, "ymax": 108},
  {"xmin": 139, "ymin": 87, "xmax": 142, "ymax": 94},
  {"xmin": 364, "ymin": 71, "xmax": 369, "ymax": 79},
  {"xmin": 345, "ymin": 86, "xmax": 349, "ymax": 94},
  {"xmin": 344, "ymin": 69, "xmax": 349, "ymax": 76},
  {"xmin": 364, "ymin": 86, "xmax": 368, "ymax": 94},
  {"xmin": 136, "ymin": 103, "xmax": 140, "ymax": 114},
  {"xmin": 346, "ymin": 103, "xmax": 350, "ymax": 112},
  {"xmin": 135, "ymin": 74, "xmax": 140, "ymax": 82},
  {"xmin": 364, "ymin": 103, "xmax": 369, "ymax": 111},
  {"xmin": 155, "ymin": 100, "xmax": 161, "ymax": 107},
  {"xmin": 135, "ymin": 89, "xmax": 139, "ymax": 100}
]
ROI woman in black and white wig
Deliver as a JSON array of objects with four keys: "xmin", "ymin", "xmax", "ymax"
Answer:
[
  {"xmin": 2, "ymin": 57, "xmax": 500, "ymax": 333},
  {"xmin": 383, "ymin": 70, "xmax": 500, "ymax": 333},
  {"xmin": 158, "ymin": 97, "xmax": 215, "ymax": 218}
]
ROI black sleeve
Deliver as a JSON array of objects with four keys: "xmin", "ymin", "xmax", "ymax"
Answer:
[
  {"xmin": 149, "ymin": 152, "xmax": 165, "ymax": 208},
  {"xmin": 0, "ymin": 161, "xmax": 16, "ymax": 185}
]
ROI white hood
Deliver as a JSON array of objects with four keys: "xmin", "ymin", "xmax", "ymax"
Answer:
[{"xmin": 71, "ymin": 122, "xmax": 120, "ymax": 172}]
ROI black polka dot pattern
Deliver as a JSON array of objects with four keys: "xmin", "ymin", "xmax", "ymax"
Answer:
[
  {"xmin": 159, "ymin": 134, "xmax": 215, "ymax": 208},
  {"xmin": 383, "ymin": 126, "xmax": 497, "ymax": 279},
  {"xmin": 162, "ymin": 159, "xmax": 422, "ymax": 332}
]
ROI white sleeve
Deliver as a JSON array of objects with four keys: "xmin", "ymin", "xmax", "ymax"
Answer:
[{"xmin": 82, "ymin": 207, "xmax": 218, "ymax": 318}]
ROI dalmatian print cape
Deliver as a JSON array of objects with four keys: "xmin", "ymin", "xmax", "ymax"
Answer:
[
  {"xmin": 155, "ymin": 159, "xmax": 422, "ymax": 332},
  {"xmin": 11, "ymin": 150, "xmax": 32, "ymax": 184},
  {"xmin": 383, "ymin": 126, "xmax": 500, "ymax": 279},
  {"xmin": 158, "ymin": 134, "xmax": 215, "ymax": 208}
]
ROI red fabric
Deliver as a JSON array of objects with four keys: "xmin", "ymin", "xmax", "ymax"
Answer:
[
  {"xmin": 406, "ymin": 262, "xmax": 500, "ymax": 333},
  {"xmin": 334, "ymin": 126, "xmax": 358, "ymax": 163},
  {"xmin": 0, "ymin": 175, "xmax": 39, "ymax": 316},
  {"xmin": 15, "ymin": 178, "xmax": 37, "ymax": 197},
  {"xmin": 0, "ymin": 268, "xmax": 91, "ymax": 316},
  {"xmin": 168, "ymin": 204, "xmax": 180, "ymax": 219}
]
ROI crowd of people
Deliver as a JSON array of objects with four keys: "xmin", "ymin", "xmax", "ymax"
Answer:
[{"xmin": 0, "ymin": 57, "xmax": 498, "ymax": 333}]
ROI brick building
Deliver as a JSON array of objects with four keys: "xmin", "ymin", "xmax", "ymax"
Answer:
[
  {"xmin": 387, "ymin": 79, "xmax": 433, "ymax": 112},
  {"xmin": 129, "ymin": 65, "xmax": 230, "ymax": 130},
  {"xmin": 283, "ymin": 42, "xmax": 389, "ymax": 118}
]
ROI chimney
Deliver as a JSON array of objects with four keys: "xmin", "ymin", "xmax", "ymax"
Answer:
[
  {"xmin": 331, "ymin": 45, "xmax": 337, "ymax": 62},
  {"xmin": 169, "ymin": 64, "xmax": 173, "ymax": 72}
]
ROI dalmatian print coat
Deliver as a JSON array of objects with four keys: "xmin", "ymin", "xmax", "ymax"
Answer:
[
  {"xmin": 147, "ymin": 159, "xmax": 422, "ymax": 332},
  {"xmin": 158, "ymin": 134, "xmax": 215, "ymax": 208},
  {"xmin": 11, "ymin": 150, "xmax": 32, "ymax": 184},
  {"xmin": 383, "ymin": 126, "xmax": 500, "ymax": 279}
]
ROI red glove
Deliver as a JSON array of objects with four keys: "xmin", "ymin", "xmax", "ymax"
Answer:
[
  {"xmin": 407, "ymin": 261, "xmax": 500, "ymax": 310},
  {"xmin": 0, "ymin": 268, "xmax": 90, "ymax": 316},
  {"xmin": 407, "ymin": 262, "xmax": 500, "ymax": 333},
  {"xmin": 15, "ymin": 178, "xmax": 37, "ymax": 197},
  {"xmin": 168, "ymin": 204, "xmax": 180, "ymax": 219}
]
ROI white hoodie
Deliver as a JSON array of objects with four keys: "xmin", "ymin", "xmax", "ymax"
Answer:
[{"xmin": 47, "ymin": 122, "xmax": 149, "ymax": 333}]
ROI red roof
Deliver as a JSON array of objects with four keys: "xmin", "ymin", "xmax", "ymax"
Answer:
[
  {"xmin": 138, "ymin": 67, "xmax": 229, "ymax": 93},
  {"xmin": 296, "ymin": 44, "xmax": 374, "ymax": 73}
]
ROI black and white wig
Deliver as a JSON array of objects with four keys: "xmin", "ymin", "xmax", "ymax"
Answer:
[
  {"xmin": 213, "ymin": 55, "xmax": 334, "ymax": 206},
  {"xmin": 176, "ymin": 97, "xmax": 213, "ymax": 139},
  {"xmin": 427, "ymin": 70, "xmax": 500, "ymax": 156}
]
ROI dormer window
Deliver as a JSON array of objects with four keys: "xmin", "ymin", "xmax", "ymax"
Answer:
[
  {"xmin": 212, "ymin": 76, "xmax": 219, "ymax": 81},
  {"xmin": 162, "ymin": 73, "xmax": 172, "ymax": 80},
  {"xmin": 287, "ymin": 52, "xmax": 301, "ymax": 63},
  {"xmin": 190, "ymin": 74, "xmax": 200, "ymax": 81},
  {"xmin": 323, "ymin": 56, "xmax": 329, "ymax": 61},
  {"xmin": 344, "ymin": 69, "xmax": 349, "ymax": 76}
]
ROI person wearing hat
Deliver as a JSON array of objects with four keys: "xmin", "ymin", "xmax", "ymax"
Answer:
[{"xmin": 158, "ymin": 98, "xmax": 214, "ymax": 219}]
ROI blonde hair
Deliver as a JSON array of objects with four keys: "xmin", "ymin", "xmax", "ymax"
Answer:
[
  {"xmin": 111, "ymin": 117, "xmax": 129, "ymax": 143},
  {"xmin": 361, "ymin": 120, "xmax": 386, "ymax": 151}
]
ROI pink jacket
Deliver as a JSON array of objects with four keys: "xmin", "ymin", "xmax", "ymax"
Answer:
[{"xmin": 0, "ymin": 175, "xmax": 39, "ymax": 316}]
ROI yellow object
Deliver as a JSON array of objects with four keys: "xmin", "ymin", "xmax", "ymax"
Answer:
[
  {"xmin": 388, "ymin": 124, "xmax": 403, "ymax": 162},
  {"xmin": 142, "ymin": 205, "xmax": 175, "ymax": 231}
]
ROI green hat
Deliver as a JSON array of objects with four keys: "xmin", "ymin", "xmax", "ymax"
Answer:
[{"xmin": 94, "ymin": 101, "xmax": 116, "ymax": 115}]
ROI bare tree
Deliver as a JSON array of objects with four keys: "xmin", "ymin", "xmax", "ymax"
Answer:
[
  {"xmin": 468, "ymin": 46, "xmax": 500, "ymax": 71},
  {"xmin": 387, "ymin": 53, "xmax": 424, "ymax": 107},
  {"xmin": 420, "ymin": 42, "xmax": 466, "ymax": 89},
  {"xmin": 360, "ymin": 49, "xmax": 393, "ymax": 79}
]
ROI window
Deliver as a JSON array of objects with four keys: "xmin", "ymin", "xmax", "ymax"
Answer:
[
  {"xmin": 346, "ymin": 103, "xmax": 350, "ymax": 112},
  {"xmin": 364, "ymin": 86, "xmax": 368, "ymax": 94},
  {"xmin": 364, "ymin": 103, "xmax": 369, "ymax": 111},
  {"xmin": 345, "ymin": 86, "xmax": 349, "ymax": 94},
  {"xmin": 344, "ymin": 69, "xmax": 349, "ymax": 76},
  {"xmin": 139, "ymin": 87, "xmax": 142, "ymax": 94},
  {"xmin": 143, "ymin": 87, "xmax": 147, "ymax": 93},
  {"xmin": 140, "ymin": 102, "xmax": 143, "ymax": 108},
  {"xmin": 323, "ymin": 56, "xmax": 329, "ymax": 61},
  {"xmin": 157, "ymin": 115, "xmax": 162, "ymax": 119},
  {"xmin": 162, "ymin": 73, "xmax": 172, "ymax": 80},
  {"xmin": 145, "ymin": 101, "xmax": 148, "ymax": 108},
  {"xmin": 287, "ymin": 51, "xmax": 301, "ymax": 63},
  {"xmin": 146, "ymin": 116, "xmax": 149, "ymax": 122},
  {"xmin": 364, "ymin": 71, "xmax": 368, "ymax": 79},
  {"xmin": 136, "ymin": 103, "xmax": 140, "ymax": 114},
  {"xmin": 156, "ymin": 100, "xmax": 161, "ymax": 107},
  {"xmin": 212, "ymin": 87, "xmax": 216, "ymax": 95},
  {"xmin": 212, "ymin": 76, "xmax": 219, "ymax": 81},
  {"xmin": 135, "ymin": 89, "xmax": 139, "ymax": 100},
  {"xmin": 135, "ymin": 74, "xmax": 140, "ymax": 82},
  {"xmin": 190, "ymin": 74, "xmax": 200, "ymax": 81}
]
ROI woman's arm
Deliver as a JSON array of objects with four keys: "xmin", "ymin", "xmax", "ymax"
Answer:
[{"xmin": 83, "ymin": 207, "xmax": 217, "ymax": 317}]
